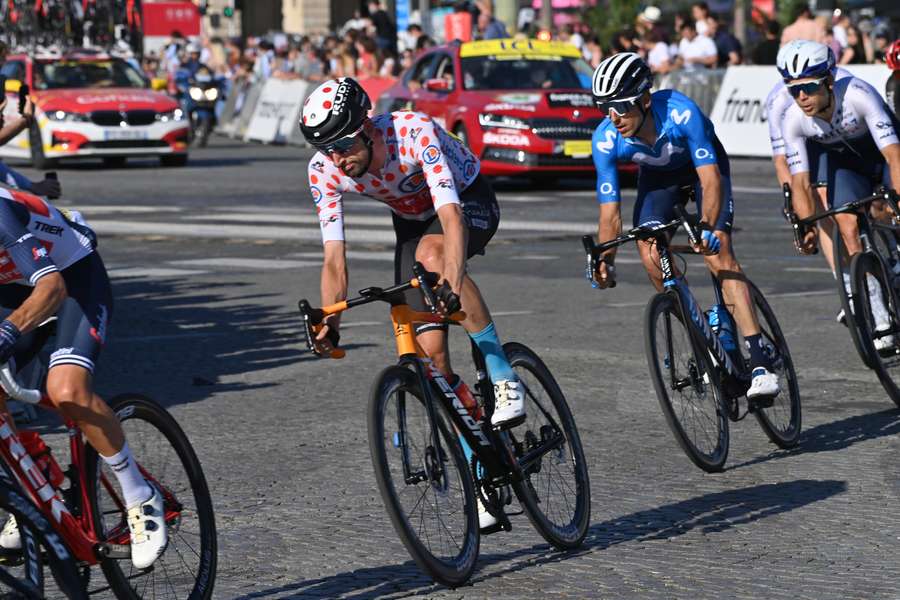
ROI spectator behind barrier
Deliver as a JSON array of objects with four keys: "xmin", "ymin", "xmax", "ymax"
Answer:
[
  {"xmin": 751, "ymin": 19, "xmax": 780, "ymax": 65},
  {"xmin": 676, "ymin": 20, "xmax": 717, "ymax": 70}
]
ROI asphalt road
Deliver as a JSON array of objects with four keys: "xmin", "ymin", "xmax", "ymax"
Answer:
[{"xmin": 7, "ymin": 138, "xmax": 900, "ymax": 599}]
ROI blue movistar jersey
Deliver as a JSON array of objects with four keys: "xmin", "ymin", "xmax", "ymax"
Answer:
[{"xmin": 592, "ymin": 90, "xmax": 725, "ymax": 204}]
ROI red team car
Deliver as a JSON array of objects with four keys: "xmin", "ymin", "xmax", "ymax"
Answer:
[
  {"xmin": 378, "ymin": 38, "xmax": 634, "ymax": 180},
  {"xmin": 0, "ymin": 49, "xmax": 189, "ymax": 168}
]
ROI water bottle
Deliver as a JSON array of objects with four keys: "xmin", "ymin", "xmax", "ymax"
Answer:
[{"xmin": 707, "ymin": 304, "xmax": 737, "ymax": 354}]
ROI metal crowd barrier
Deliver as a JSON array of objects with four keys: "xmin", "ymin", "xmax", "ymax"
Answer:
[{"xmin": 655, "ymin": 68, "xmax": 727, "ymax": 116}]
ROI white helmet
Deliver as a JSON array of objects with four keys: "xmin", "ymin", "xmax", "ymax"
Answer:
[{"xmin": 777, "ymin": 40, "xmax": 835, "ymax": 80}]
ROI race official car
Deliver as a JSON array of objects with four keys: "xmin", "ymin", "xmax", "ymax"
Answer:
[
  {"xmin": 377, "ymin": 38, "xmax": 635, "ymax": 179},
  {"xmin": 0, "ymin": 50, "xmax": 189, "ymax": 168}
]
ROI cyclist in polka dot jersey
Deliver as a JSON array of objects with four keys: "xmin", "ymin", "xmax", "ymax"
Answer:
[{"xmin": 300, "ymin": 79, "xmax": 525, "ymax": 455}]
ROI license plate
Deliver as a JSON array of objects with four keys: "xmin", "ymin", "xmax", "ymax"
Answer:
[
  {"xmin": 103, "ymin": 129, "xmax": 147, "ymax": 141},
  {"xmin": 563, "ymin": 140, "xmax": 592, "ymax": 157}
]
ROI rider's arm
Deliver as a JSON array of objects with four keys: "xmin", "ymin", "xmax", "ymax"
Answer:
[
  {"xmin": 598, "ymin": 202, "xmax": 621, "ymax": 263},
  {"xmin": 0, "ymin": 161, "xmax": 34, "ymax": 191},
  {"xmin": 783, "ymin": 115, "xmax": 816, "ymax": 220},
  {"xmin": 311, "ymin": 158, "xmax": 348, "ymax": 342},
  {"xmin": 882, "ymin": 143, "xmax": 900, "ymax": 199},
  {"xmin": 4, "ymin": 272, "xmax": 66, "ymax": 334},
  {"xmin": 413, "ymin": 121, "xmax": 467, "ymax": 294},
  {"xmin": 766, "ymin": 90, "xmax": 792, "ymax": 187},
  {"xmin": 695, "ymin": 164, "xmax": 722, "ymax": 227},
  {"xmin": 321, "ymin": 240, "xmax": 348, "ymax": 327},
  {"xmin": 683, "ymin": 114, "xmax": 723, "ymax": 228}
]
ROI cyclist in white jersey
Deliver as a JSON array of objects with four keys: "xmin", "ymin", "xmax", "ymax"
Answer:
[
  {"xmin": 0, "ymin": 186, "xmax": 168, "ymax": 569},
  {"xmin": 767, "ymin": 42, "xmax": 851, "ymax": 314},
  {"xmin": 301, "ymin": 77, "xmax": 526, "ymax": 529},
  {"xmin": 780, "ymin": 41, "xmax": 900, "ymax": 350}
]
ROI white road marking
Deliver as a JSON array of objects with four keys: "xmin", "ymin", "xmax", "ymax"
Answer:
[
  {"xmin": 87, "ymin": 219, "xmax": 397, "ymax": 242},
  {"xmin": 731, "ymin": 185, "xmax": 781, "ymax": 195},
  {"xmin": 785, "ymin": 267, "xmax": 833, "ymax": 273},
  {"xmin": 492, "ymin": 310, "xmax": 536, "ymax": 317},
  {"xmin": 58, "ymin": 205, "xmax": 184, "ymax": 214},
  {"xmin": 512, "ymin": 254, "xmax": 559, "ymax": 260},
  {"xmin": 289, "ymin": 250, "xmax": 395, "ymax": 261},
  {"xmin": 109, "ymin": 267, "xmax": 207, "ymax": 278},
  {"xmin": 169, "ymin": 258, "xmax": 321, "ymax": 269}
]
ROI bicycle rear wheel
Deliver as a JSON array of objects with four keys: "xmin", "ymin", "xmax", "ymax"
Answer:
[
  {"xmin": 835, "ymin": 234, "xmax": 875, "ymax": 368},
  {"xmin": 851, "ymin": 252, "xmax": 900, "ymax": 406},
  {"xmin": 645, "ymin": 292, "xmax": 729, "ymax": 472},
  {"xmin": 747, "ymin": 282, "xmax": 802, "ymax": 447},
  {"xmin": 0, "ymin": 475, "xmax": 87, "ymax": 600},
  {"xmin": 503, "ymin": 342, "xmax": 590, "ymax": 549},
  {"xmin": 368, "ymin": 365, "xmax": 479, "ymax": 588},
  {"xmin": 84, "ymin": 394, "xmax": 217, "ymax": 600}
]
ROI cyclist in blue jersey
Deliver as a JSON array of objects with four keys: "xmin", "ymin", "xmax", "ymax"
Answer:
[
  {"xmin": 779, "ymin": 41, "xmax": 900, "ymax": 350},
  {"xmin": 587, "ymin": 52, "xmax": 779, "ymax": 400}
]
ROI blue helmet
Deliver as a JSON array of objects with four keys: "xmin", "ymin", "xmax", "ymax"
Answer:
[{"xmin": 777, "ymin": 40, "xmax": 835, "ymax": 80}]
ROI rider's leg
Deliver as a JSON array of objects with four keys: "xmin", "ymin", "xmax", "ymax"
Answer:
[{"xmin": 815, "ymin": 186, "xmax": 837, "ymax": 274}]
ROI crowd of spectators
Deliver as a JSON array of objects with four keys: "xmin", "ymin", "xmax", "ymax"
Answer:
[{"xmin": 139, "ymin": 0, "xmax": 897, "ymax": 95}]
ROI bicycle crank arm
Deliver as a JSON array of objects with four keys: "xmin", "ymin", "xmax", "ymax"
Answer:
[
  {"xmin": 517, "ymin": 434, "xmax": 565, "ymax": 475},
  {"xmin": 94, "ymin": 542, "xmax": 131, "ymax": 560}
]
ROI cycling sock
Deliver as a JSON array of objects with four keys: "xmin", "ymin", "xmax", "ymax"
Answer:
[
  {"xmin": 101, "ymin": 442, "xmax": 152, "ymax": 508},
  {"xmin": 468, "ymin": 322, "xmax": 515, "ymax": 384},
  {"xmin": 744, "ymin": 334, "xmax": 771, "ymax": 370},
  {"xmin": 867, "ymin": 274, "xmax": 891, "ymax": 328}
]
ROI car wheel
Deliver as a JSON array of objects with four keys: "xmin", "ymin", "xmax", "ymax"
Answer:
[
  {"xmin": 453, "ymin": 124, "xmax": 470, "ymax": 148},
  {"xmin": 29, "ymin": 123, "xmax": 56, "ymax": 170},
  {"xmin": 102, "ymin": 157, "xmax": 127, "ymax": 168},
  {"xmin": 160, "ymin": 154, "xmax": 189, "ymax": 167}
]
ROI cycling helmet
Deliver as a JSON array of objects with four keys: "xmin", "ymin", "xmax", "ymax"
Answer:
[
  {"xmin": 887, "ymin": 39, "xmax": 900, "ymax": 71},
  {"xmin": 591, "ymin": 52, "xmax": 652, "ymax": 105},
  {"xmin": 777, "ymin": 40, "xmax": 835, "ymax": 80},
  {"xmin": 300, "ymin": 77, "xmax": 372, "ymax": 149}
]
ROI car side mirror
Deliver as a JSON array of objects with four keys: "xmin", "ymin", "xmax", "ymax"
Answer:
[
  {"xmin": 150, "ymin": 78, "xmax": 168, "ymax": 91},
  {"xmin": 424, "ymin": 78, "xmax": 453, "ymax": 93}
]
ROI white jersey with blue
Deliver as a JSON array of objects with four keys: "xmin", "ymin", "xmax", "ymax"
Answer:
[{"xmin": 592, "ymin": 90, "xmax": 725, "ymax": 205}]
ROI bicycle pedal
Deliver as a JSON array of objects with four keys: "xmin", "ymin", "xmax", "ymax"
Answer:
[
  {"xmin": 491, "ymin": 414, "xmax": 527, "ymax": 431},
  {"xmin": 0, "ymin": 547, "xmax": 24, "ymax": 566},
  {"xmin": 747, "ymin": 395, "xmax": 776, "ymax": 411}
]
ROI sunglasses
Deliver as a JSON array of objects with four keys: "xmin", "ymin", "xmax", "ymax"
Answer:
[
  {"xmin": 597, "ymin": 96, "xmax": 641, "ymax": 117},
  {"xmin": 314, "ymin": 127, "xmax": 363, "ymax": 155},
  {"xmin": 786, "ymin": 77, "xmax": 827, "ymax": 98}
]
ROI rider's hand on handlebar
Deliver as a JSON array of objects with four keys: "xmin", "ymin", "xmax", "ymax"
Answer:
[
  {"xmin": 591, "ymin": 260, "xmax": 616, "ymax": 289},
  {"xmin": 693, "ymin": 228, "xmax": 721, "ymax": 255},
  {"xmin": 312, "ymin": 318, "xmax": 340, "ymax": 356},
  {"xmin": 434, "ymin": 280, "xmax": 462, "ymax": 316},
  {"xmin": 798, "ymin": 227, "xmax": 818, "ymax": 255},
  {"xmin": 30, "ymin": 177, "xmax": 62, "ymax": 199}
]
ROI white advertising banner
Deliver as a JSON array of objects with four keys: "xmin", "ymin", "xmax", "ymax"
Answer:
[
  {"xmin": 244, "ymin": 78, "xmax": 309, "ymax": 144},
  {"xmin": 709, "ymin": 65, "xmax": 892, "ymax": 158}
]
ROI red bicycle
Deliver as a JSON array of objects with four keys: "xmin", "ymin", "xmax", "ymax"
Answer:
[{"xmin": 0, "ymin": 323, "xmax": 217, "ymax": 598}]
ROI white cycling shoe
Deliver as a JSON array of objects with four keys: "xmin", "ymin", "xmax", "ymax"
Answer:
[
  {"xmin": 477, "ymin": 498, "xmax": 498, "ymax": 530},
  {"xmin": 0, "ymin": 515, "xmax": 20, "ymax": 551},
  {"xmin": 837, "ymin": 308, "xmax": 847, "ymax": 327},
  {"xmin": 874, "ymin": 323, "xmax": 896, "ymax": 353},
  {"xmin": 747, "ymin": 368, "xmax": 780, "ymax": 401},
  {"xmin": 127, "ymin": 484, "xmax": 168, "ymax": 570},
  {"xmin": 491, "ymin": 380, "xmax": 525, "ymax": 428}
]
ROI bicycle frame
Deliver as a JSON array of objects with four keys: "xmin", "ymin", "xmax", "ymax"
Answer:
[{"xmin": 299, "ymin": 267, "xmax": 567, "ymax": 490}]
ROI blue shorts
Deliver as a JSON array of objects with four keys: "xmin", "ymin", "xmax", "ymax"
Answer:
[
  {"xmin": 634, "ymin": 167, "xmax": 735, "ymax": 233},
  {"xmin": 0, "ymin": 252, "xmax": 112, "ymax": 375},
  {"xmin": 824, "ymin": 147, "xmax": 892, "ymax": 210}
]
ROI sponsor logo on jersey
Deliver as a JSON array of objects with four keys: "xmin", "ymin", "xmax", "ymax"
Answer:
[
  {"xmin": 90, "ymin": 304, "xmax": 109, "ymax": 345},
  {"xmin": 398, "ymin": 171, "xmax": 428, "ymax": 194},
  {"xmin": 463, "ymin": 160, "xmax": 477, "ymax": 179},
  {"xmin": 436, "ymin": 179, "xmax": 454, "ymax": 189},
  {"xmin": 695, "ymin": 148, "xmax": 712, "ymax": 160},
  {"xmin": 409, "ymin": 127, "xmax": 423, "ymax": 142},
  {"xmin": 34, "ymin": 221, "xmax": 64, "ymax": 236},
  {"xmin": 599, "ymin": 182, "xmax": 615, "ymax": 195},
  {"xmin": 632, "ymin": 142, "xmax": 685, "ymax": 166},
  {"xmin": 876, "ymin": 121, "xmax": 893, "ymax": 130},
  {"xmin": 670, "ymin": 108, "xmax": 692, "ymax": 124},
  {"xmin": 311, "ymin": 186, "xmax": 322, "ymax": 203},
  {"xmin": 32, "ymin": 246, "xmax": 48, "ymax": 261},
  {"xmin": 311, "ymin": 160, "xmax": 325, "ymax": 173},
  {"xmin": 422, "ymin": 145, "xmax": 442, "ymax": 165},
  {"xmin": 596, "ymin": 130, "xmax": 617, "ymax": 154}
]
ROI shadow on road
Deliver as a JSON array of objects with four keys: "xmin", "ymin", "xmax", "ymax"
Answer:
[
  {"xmin": 229, "ymin": 479, "xmax": 845, "ymax": 599},
  {"xmin": 84, "ymin": 274, "xmax": 373, "ymax": 409},
  {"xmin": 729, "ymin": 408, "xmax": 900, "ymax": 470}
]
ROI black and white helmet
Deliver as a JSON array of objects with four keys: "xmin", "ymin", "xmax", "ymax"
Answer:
[
  {"xmin": 300, "ymin": 77, "xmax": 372, "ymax": 148},
  {"xmin": 591, "ymin": 52, "xmax": 652, "ymax": 105}
]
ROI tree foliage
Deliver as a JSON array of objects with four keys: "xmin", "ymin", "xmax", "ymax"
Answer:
[{"xmin": 584, "ymin": 0, "xmax": 644, "ymax": 47}]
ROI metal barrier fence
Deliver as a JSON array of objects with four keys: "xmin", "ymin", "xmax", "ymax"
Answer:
[{"xmin": 655, "ymin": 68, "xmax": 727, "ymax": 116}]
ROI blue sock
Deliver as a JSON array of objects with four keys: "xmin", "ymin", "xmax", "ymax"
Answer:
[{"xmin": 468, "ymin": 322, "xmax": 516, "ymax": 384}]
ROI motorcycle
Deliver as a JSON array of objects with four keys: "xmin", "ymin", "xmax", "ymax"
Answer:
[{"xmin": 176, "ymin": 67, "xmax": 221, "ymax": 147}]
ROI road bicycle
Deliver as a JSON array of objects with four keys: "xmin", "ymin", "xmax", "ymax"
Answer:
[
  {"xmin": 0, "ymin": 469, "xmax": 87, "ymax": 599},
  {"xmin": 299, "ymin": 263, "xmax": 591, "ymax": 587},
  {"xmin": 582, "ymin": 205, "xmax": 801, "ymax": 472},
  {"xmin": 0, "ymin": 318, "xmax": 217, "ymax": 598},
  {"xmin": 784, "ymin": 184, "xmax": 900, "ymax": 405}
]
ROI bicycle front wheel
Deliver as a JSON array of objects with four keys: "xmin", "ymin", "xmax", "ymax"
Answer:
[
  {"xmin": 504, "ymin": 342, "xmax": 590, "ymax": 550},
  {"xmin": 84, "ymin": 394, "xmax": 217, "ymax": 600},
  {"xmin": 645, "ymin": 292, "xmax": 729, "ymax": 472},
  {"xmin": 368, "ymin": 365, "xmax": 479, "ymax": 588},
  {"xmin": 748, "ymin": 282, "xmax": 802, "ymax": 447},
  {"xmin": 851, "ymin": 252, "xmax": 900, "ymax": 406},
  {"xmin": 0, "ymin": 475, "xmax": 87, "ymax": 600}
]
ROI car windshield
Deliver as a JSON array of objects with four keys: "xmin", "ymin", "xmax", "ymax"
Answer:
[
  {"xmin": 33, "ymin": 59, "xmax": 146, "ymax": 90},
  {"xmin": 460, "ymin": 56, "xmax": 592, "ymax": 91}
]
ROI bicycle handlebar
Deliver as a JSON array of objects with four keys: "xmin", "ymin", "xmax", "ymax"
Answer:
[
  {"xmin": 0, "ymin": 363, "xmax": 41, "ymax": 405},
  {"xmin": 298, "ymin": 262, "xmax": 463, "ymax": 359}
]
